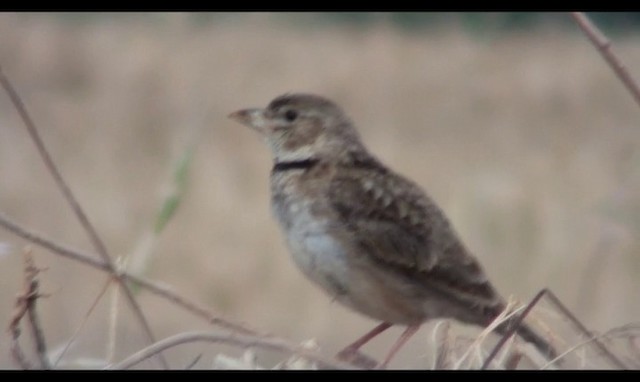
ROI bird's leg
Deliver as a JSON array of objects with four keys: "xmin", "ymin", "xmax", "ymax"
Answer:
[
  {"xmin": 336, "ymin": 322, "xmax": 392, "ymax": 367},
  {"xmin": 377, "ymin": 324, "xmax": 421, "ymax": 369}
]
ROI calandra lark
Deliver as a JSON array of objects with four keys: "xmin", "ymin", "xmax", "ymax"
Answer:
[{"xmin": 229, "ymin": 93, "xmax": 555, "ymax": 368}]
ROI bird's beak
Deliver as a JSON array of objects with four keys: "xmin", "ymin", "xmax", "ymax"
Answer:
[{"xmin": 228, "ymin": 108, "xmax": 268, "ymax": 134}]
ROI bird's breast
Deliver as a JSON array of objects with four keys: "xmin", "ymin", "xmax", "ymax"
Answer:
[
  {"xmin": 271, "ymin": 185, "xmax": 351, "ymax": 298},
  {"xmin": 269, "ymin": 171, "xmax": 428, "ymax": 324}
]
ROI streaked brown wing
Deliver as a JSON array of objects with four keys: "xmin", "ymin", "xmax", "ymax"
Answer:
[{"xmin": 328, "ymin": 154, "xmax": 500, "ymax": 306}]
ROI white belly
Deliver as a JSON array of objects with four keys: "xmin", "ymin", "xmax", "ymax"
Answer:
[
  {"xmin": 272, "ymin": 193, "xmax": 427, "ymax": 324},
  {"xmin": 281, "ymin": 204, "xmax": 352, "ymax": 299}
]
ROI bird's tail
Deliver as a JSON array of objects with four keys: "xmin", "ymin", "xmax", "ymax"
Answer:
[{"xmin": 495, "ymin": 318, "xmax": 558, "ymax": 361}]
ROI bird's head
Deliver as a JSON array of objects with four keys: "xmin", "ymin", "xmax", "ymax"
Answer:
[{"xmin": 228, "ymin": 93, "xmax": 364, "ymax": 163}]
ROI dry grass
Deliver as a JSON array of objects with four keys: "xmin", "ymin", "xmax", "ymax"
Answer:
[{"xmin": 1, "ymin": 13, "xmax": 639, "ymax": 369}]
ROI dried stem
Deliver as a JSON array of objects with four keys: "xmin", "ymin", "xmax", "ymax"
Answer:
[
  {"xmin": 541, "ymin": 322, "xmax": 640, "ymax": 369},
  {"xmin": 53, "ymin": 278, "xmax": 113, "ymax": 367},
  {"xmin": 9, "ymin": 329, "xmax": 32, "ymax": 369},
  {"xmin": 109, "ymin": 331, "xmax": 349, "ymax": 370},
  {"xmin": 455, "ymin": 298, "xmax": 521, "ymax": 369},
  {"xmin": 23, "ymin": 251, "xmax": 51, "ymax": 369},
  {"xmin": 481, "ymin": 289, "xmax": 547, "ymax": 369},
  {"xmin": 482, "ymin": 288, "xmax": 627, "ymax": 369},
  {"xmin": 8, "ymin": 248, "xmax": 52, "ymax": 369},
  {"xmin": 571, "ymin": 12, "xmax": 640, "ymax": 108},
  {"xmin": 0, "ymin": 211, "xmax": 261, "ymax": 336},
  {"xmin": 8, "ymin": 270, "xmax": 33, "ymax": 369},
  {"xmin": 544, "ymin": 289, "xmax": 628, "ymax": 369},
  {"xmin": 0, "ymin": 65, "xmax": 168, "ymax": 368},
  {"xmin": 108, "ymin": 268, "xmax": 121, "ymax": 364},
  {"xmin": 432, "ymin": 320, "xmax": 451, "ymax": 370},
  {"xmin": 0, "ymin": 212, "xmax": 334, "ymax": 370},
  {"xmin": 504, "ymin": 351, "xmax": 523, "ymax": 370}
]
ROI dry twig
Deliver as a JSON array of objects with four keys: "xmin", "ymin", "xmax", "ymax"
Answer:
[
  {"xmin": 432, "ymin": 320, "xmax": 451, "ymax": 370},
  {"xmin": 482, "ymin": 289, "xmax": 547, "ymax": 369},
  {"xmin": 543, "ymin": 290, "xmax": 628, "ymax": 369},
  {"xmin": 571, "ymin": 12, "xmax": 640, "ymax": 108},
  {"xmin": 0, "ymin": 65, "xmax": 168, "ymax": 368},
  {"xmin": 53, "ymin": 278, "xmax": 113, "ymax": 367},
  {"xmin": 454, "ymin": 298, "xmax": 520, "ymax": 369},
  {"xmin": 541, "ymin": 322, "xmax": 640, "ymax": 369},
  {"xmin": 109, "ymin": 331, "xmax": 349, "ymax": 370},
  {"xmin": 0, "ymin": 211, "xmax": 259, "ymax": 336},
  {"xmin": 8, "ymin": 248, "xmax": 52, "ymax": 369}
]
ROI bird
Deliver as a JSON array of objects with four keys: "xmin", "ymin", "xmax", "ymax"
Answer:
[{"xmin": 228, "ymin": 93, "xmax": 556, "ymax": 368}]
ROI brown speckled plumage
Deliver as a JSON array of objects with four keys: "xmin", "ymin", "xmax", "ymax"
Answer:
[{"xmin": 229, "ymin": 93, "xmax": 556, "ymax": 367}]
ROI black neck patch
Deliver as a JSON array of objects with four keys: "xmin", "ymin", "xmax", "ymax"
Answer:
[{"xmin": 272, "ymin": 159, "xmax": 319, "ymax": 173}]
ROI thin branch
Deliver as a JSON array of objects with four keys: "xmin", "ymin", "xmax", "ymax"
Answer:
[
  {"xmin": 0, "ymin": 65, "xmax": 167, "ymax": 368},
  {"xmin": 482, "ymin": 288, "xmax": 627, "ymax": 369},
  {"xmin": 8, "ymin": 270, "xmax": 34, "ymax": 370},
  {"xmin": 541, "ymin": 322, "xmax": 640, "ymax": 370},
  {"xmin": 53, "ymin": 278, "xmax": 113, "ymax": 367},
  {"xmin": 495, "ymin": 333, "xmax": 517, "ymax": 369},
  {"xmin": 7, "ymin": 248, "xmax": 51, "ymax": 369},
  {"xmin": 454, "ymin": 298, "xmax": 521, "ymax": 369},
  {"xmin": 482, "ymin": 289, "xmax": 547, "ymax": 369},
  {"xmin": 185, "ymin": 354, "xmax": 203, "ymax": 369},
  {"xmin": 504, "ymin": 351, "xmax": 523, "ymax": 370},
  {"xmin": 130, "ymin": 272, "xmax": 257, "ymax": 335},
  {"xmin": 544, "ymin": 289, "xmax": 628, "ymax": 369},
  {"xmin": 432, "ymin": 320, "xmax": 451, "ymax": 370},
  {"xmin": 9, "ymin": 331, "xmax": 32, "ymax": 369},
  {"xmin": 109, "ymin": 331, "xmax": 350, "ymax": 370},
  {"xmin": 22, "ymin": 249, "xmax": 52, "ymax": 369},
  {"xmin": 107, "ymin": 265, "xmax": 121, "ymax": 364},
  {"xmin": 571, "ymin": 12, "xmax": 640, "ymax": 108},
  {"xmin": 0, "ymin": 211, "xmax": 260, "ymax": 336}
]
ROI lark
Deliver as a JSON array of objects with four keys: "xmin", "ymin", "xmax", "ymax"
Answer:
[{"xmin": 229, "ymin": 93, "xmax": 556, "ymax": 368}]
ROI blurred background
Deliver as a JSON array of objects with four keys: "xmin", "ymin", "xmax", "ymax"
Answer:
[{"xmin": 0, "ymin": 12, "xmax": 639, "ymax": 369}]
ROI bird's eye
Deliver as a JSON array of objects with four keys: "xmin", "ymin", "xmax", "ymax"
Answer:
[{"xmin": 284, "ymin": 109, "xmax": 298, "ymax": 122}]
